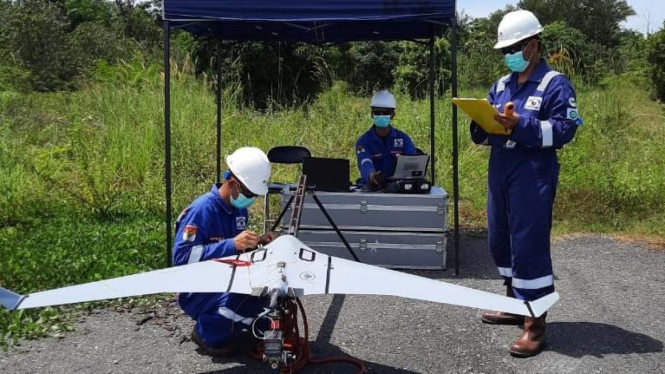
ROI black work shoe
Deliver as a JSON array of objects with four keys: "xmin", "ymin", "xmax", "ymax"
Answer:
[{"xmin": 191, "ymin": 328, "xmax": 238, "ymax": 357}]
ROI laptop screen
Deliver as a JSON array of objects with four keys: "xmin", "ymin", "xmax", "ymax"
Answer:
[
  {"xmin": 302, "ymin": 157, "xmax": 350, "ymax": 192},
  {"xmin": 390, "ymin": 154, "xmax": 429, "ymax": 179}
]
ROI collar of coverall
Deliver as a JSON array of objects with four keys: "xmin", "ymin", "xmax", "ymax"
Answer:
[
  {"xmin": 371, "ymin": 125, "xmax": 398, "ymax": 139},
  {"xmin": 210, "ymin": 183, "xmax": 233, "ymax": 214}
]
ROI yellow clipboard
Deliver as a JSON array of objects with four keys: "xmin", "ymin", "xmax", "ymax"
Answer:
[{"xmin": 452, "ymin": 98, "xmax": 511, "ymax": 135}]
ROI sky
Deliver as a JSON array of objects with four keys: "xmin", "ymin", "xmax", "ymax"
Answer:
[{"xmin": 458, "ymin": 0, "xmax": 664, "ymax": 35}]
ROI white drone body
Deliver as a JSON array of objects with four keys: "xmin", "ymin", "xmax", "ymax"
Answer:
[{"xmin": 0, "ymin": 234, "xmax": 557, "ymax": 317}]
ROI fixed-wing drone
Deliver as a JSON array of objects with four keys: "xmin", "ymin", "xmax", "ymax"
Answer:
[
  {"xmin": 0, "ymin": 234, "xmax": 558, "ymax": 369},
  {"xmin": 0, "ymin": 175, "xmax": 558, "ymax": 371}
]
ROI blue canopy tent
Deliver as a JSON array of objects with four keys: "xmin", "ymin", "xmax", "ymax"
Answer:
[{"xmin": 161, "ymin": 0, "xmax": 462, "ymax": 274}]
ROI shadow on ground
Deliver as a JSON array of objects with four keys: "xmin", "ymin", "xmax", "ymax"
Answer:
[
  {"xmin": 195, "ymin": 295, "xmax": 420, "ymax": 373},
  {"xmin": 191, "ymin": 235, "xmax": 502, "ymax": 373},
  {"xmin": 407, "ymin": 234, "xmax": 500, "ymax": 281},
  {"xmin": 547, "ymin": 322, "xmax": 663, "ymax": 358}
]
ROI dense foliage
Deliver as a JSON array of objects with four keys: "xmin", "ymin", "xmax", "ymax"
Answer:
[
  {"xmin": 1, "ymin": 0, "xmax": 660, "ymax": 103},
  {"xmin": 647, "ymin": 22, "xmax": 665, "ymax": 101}
]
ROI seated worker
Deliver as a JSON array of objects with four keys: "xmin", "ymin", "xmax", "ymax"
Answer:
[
  {"xmin": 172, "ymin": 146, "xmax": 276, "ymax": 357},
  {"xmin": 356, "ymin": 90, "xmax": 417, "ymax": 189}
]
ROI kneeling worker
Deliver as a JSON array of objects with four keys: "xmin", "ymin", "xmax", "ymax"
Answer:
[
  {"xmin": 355, "ymin": 90, "xmax": 417, "ymax": 189},
  {"xmin": 172, "ymin": 147, "xmax": 276, "ymax": 357}
]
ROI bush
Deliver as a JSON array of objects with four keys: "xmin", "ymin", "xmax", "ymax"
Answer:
[
  {"xmin": 646, "ymin": 23, "xmax": 665, "ymax": 102},
  {"xmin": 6, "ymin": 0, "xmax": 75, "ymax": 91},
  {"xmin": 458, "ymin": 21, "xmax": 505, "ymax": 90},
  {"xmin": 0, "ymin": 64, "xmax": 32, "ymax": 93},
  {"xmin": 69, "ymin": 22, "xmax": 127, "ymax": 72},
  {"xmin": 394, "ymin": 39, "xmax": 450, "ymax": 99},
  {"xmin": 347, "ymin": 42, "xmax": 399, "ymax": 95},
  {"xmin": 541, "ymin": 22, "xmax": 587, "ymax": 78}
]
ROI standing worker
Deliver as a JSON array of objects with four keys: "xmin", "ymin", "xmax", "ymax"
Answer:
[
  {"xmin": 172, "ymin": 147, "xmax": 276, "ymax": 357},
  {"xmin": 469, "ymin": 9, "xmax": 582, "ymax": 357},
  {"xmin": 355, "ymin": 90, "xmax": 417, "ymax": 189}
]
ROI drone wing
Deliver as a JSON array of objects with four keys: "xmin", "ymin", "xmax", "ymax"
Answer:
[
  {"xmin": 1, "ymin": 235, "xmax": 558, "ymax": 318},
  {"xmin": 326, "ymin": 256, "xmax": 556, "ymax": 317},
  {"xmin": 275, "ymin": 235, "xmax": 557, "ymax": 317},
  {"xmin": 0, "ymin": 255, "xmax": 256, "ymax": 310}
]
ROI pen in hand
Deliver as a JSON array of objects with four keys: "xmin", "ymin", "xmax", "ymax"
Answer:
[{"xmin": 503, "ymin": 102, "xmax": 514, "ymax": 134}]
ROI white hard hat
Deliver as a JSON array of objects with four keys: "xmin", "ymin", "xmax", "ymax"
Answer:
[
  {"xmin": 225, "ymin": 147, "xmax": 271, "ymax": 195},
  {"xmin": 370, "ymin": 90, "xmax": 396, "ymax": 109},
  {"xmin": 494, "ymin": 9, "xmax": 543, "ymax": 50}
]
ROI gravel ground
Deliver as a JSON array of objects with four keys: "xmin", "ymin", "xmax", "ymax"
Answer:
[{"xmin": 2, "ymin": 234, "xmax": 663, "ymax": 374}]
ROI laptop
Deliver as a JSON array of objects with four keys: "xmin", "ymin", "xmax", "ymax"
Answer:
[
  {"xmin": 389, "ymin": 154, "xmax": 429, "ymax": 180},
  {"xmin": 302, "ymin": 157, "xmax": 350, "ymax": 192}
]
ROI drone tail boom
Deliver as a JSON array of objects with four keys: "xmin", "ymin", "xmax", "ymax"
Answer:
[{"xmin": 525, "ymin": 292, "xmax": 559, "ymax": 317}]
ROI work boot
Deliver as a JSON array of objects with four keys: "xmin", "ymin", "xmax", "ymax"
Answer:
[
  {"xmin": 191, "ymin": 328, "xmax": 237, "ymax": 357},
  {"xmin": 508, "ymin": 314, "xmax": 547, "ymax": 357},
  {"xmin": 481, "ymin": 286, "xmax": 525, "ymax": 325}
]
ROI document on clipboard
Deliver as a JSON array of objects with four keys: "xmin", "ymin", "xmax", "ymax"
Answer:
[{"xmin": 452, "ymin": 98, "xmax": 512, "ymax": 135}]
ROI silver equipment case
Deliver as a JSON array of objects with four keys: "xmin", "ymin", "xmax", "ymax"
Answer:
[{"xmin": 279, "ymin": 186, "xmax": 448, "ymax": 270}]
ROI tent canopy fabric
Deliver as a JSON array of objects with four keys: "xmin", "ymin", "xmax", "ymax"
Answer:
[{"xmin": 162, "ymin": 0, "xmax": 456, "ymax": 43}]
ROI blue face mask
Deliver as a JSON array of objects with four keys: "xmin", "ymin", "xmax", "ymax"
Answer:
[
  {"xmin": 231, "ymin": 193, "xmax": 255, "ymax": 209},
  {"xmin": 373, "ymin": 115, "xmax": 391, "ymax": 128},
  {"xmin": 230, "ymin": 183, "xmax": 256, "ymax": 209},
  {"xmin": 504, "ymin": 51, "xmax": 531, "ymax": 73}
]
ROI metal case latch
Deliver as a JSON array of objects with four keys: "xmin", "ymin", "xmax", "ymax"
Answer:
[
  {"xmin": 437, "ymin": 202, "xmax": 446, "ymax": 215},
  {"xmin": 360, "ymin": 201, "xmax": 368, "ymax": 214},
  {"xmin": 435, "ymin": 241, "xmax": 445, "ymax": 253},
  {"xmin": 359, "ymin": 238, "xmax": 367, "ymax": 251}
]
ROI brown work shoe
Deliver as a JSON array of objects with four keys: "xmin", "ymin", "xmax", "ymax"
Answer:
[
  {"xmin": 191, "ymin": 328, "xmax": 238, "ymax": 357},
  {"xmin": 481, "ymin": 310, "xmax": 525, "ymax": 325},
  {"xmin": 481, "ymin": 285, "xmax": 525, "ymax": 325},
  {"xmin": 509, "ymin": 314, "xmax": 547, "ymax": 357}
]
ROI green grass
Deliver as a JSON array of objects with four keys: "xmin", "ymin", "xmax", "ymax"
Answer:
[
  {"xmin": 0, "ymin": 212, "xmax": 164, "ymax": 347},
  {"xmin": 1, "ymin": 66, "xmax": 664, "ymax": 344}
]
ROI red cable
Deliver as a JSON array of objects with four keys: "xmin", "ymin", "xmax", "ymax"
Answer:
[{"xmin": 252, "ymin": 298, "xmax": 367, "ymax": 374}]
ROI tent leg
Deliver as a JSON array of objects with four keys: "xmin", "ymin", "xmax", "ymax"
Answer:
[
  {"xmin": 450, "ymin": 17, "xmax": 460, "ymax": 276},
  {"xmin": 429, "ymin": 36, "xmax": 436, "ymax": 185},
  {"xmin": 216, "ymin": 41, "xmax": 223, "ymax": 183},
  {"xmin": 163, "ymin": 20, "xmax": 172, "ymax": 268}
]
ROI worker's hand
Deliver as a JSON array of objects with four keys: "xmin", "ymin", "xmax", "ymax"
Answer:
[
  {"xmin": 493, "ymin": 101, "xmax": 518, "ymax": 131},
  {"xmin": 234, "ymin": 230, "xmax": 260, "ymax": 252},
  {"xmin": 494, "ymin": 112, "xmax": 519, "ymax": 131},
  {"xmin": 369, "ymin": 171, "xmax": 382, "ymax": 186},
  {"xmin": 259, "ymin": 231, "xmax": 276, "ymax": 245}
]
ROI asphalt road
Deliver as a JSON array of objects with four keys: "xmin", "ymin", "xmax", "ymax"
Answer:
[{"xmin": 2, "ymin": 234, "xmax": 664, "ymax": 374}]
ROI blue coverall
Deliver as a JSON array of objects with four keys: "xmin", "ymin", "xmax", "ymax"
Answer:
[
  {"xmin": 355, "ymin": 126, "xmax": 417, "ymax": 184},
  {"xmin": 173, "ymin": 183, "xmax": 267, "ymax": 348},
  {"xmin": 470, "ymin": 59, "xmax": 581, "ymax": 301}
]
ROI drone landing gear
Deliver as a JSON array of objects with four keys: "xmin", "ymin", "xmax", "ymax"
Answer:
[{"xmin": 251, "ymin": 297, "xmax": 367, "ymax": 373}]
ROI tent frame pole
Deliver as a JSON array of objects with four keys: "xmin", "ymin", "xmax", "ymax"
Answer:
[
  {"xmin": 163, "ymin": 20, "xmax": 173, "ymax": 268},
  {"xmin": 450, "ymin": 17, "xmax": 460, "ymax": 276},
  {"xmin": 216, "ymin": 41, "xmax": 223, "ymax": 183},
  {"xmin": 429, "ymin": 35, "xmax": 436, "ymax": 185}
]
